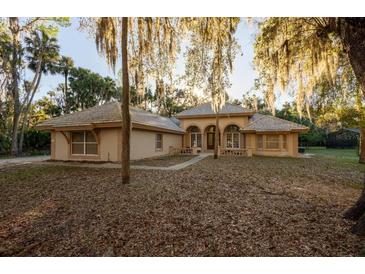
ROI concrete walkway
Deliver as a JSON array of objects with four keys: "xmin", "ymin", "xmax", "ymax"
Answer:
[
  {"xmin": 0, "ymin": 155, "xmax": 50, "ymax": 169},
  {"xmin": 39, "ymin": 153, "xmax": 211, "ymax": 171},
  {"xmin": 132, "ymin": 153, "xmax": 211, "ymax": 170}
]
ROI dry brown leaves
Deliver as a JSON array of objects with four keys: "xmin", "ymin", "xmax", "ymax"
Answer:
[{"xmin": 0, "ymin": 156, "xmax": 364, "ymax": 256}]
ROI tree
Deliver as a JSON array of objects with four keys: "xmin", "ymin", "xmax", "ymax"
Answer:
[
  {"xmin": 56, "ymin": 56, "xmax": 74, "ymax": 114},
  {"xmin": 87, "ymin": 17, "xmax": 184, "ymax": 184},
  {"xmin": 254, "ymin": 17, "xmax": 365, "ymax": 234},
  {"xmin": 68, "ymin": 67, "xmax": 119, "ymax": 110},
  {"xmin": 1, "ymin": 17, "xmax": 69, "ymax": 156},
  {"xmin": 18, "ymin": 29, "xmax": 60, "ymax": 154}
]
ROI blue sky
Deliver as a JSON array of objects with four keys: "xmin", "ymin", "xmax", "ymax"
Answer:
[{"xmin": 37, "ymin": 18, "xmax": 289, "ymax": 106}]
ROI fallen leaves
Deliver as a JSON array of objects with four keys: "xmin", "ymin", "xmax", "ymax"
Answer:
[{"xmin": 0, "ymin": 156, "xmax": 364, "ymax": 256}]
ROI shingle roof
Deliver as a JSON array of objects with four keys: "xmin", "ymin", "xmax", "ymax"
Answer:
[
  {"xmin": 175, "ymin": 102, "xmax": 253, "ymax": 117},
  {"xmin": 36, "ymin": 102, "xmax": 185, "ymax": 133},
  {"xmin": 242, "ymin": 113, "xmax": 309, "ymax": 132}
]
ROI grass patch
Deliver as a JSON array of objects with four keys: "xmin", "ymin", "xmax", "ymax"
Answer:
[{"xmin": 306, "ymin": 147, "xmax": 363, "ymax": 167}]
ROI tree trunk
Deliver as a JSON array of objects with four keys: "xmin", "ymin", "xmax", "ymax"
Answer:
[
  {"xmin": 344, "ymin": 176, "xmax": 365, "ymax": 220},
  {"xmin": 9, "ymin": 17, "xmax": 21, "ymax": 157},
  {"xmin": 360, "ymin": 128, "xmax": 365, "ymax": 164},
  {"xmin": 121, "ymin": 17, "xmax": 130, "ymax": 184},
  {"xmin": 339, "ymin": 19, "xmax": 365, "ymax": 161},
  {"xmin": 214, "ymin": 113, "xmax": 219, "ymax": 159},
  {"xmin": 339, "ymin": 18, "xmax": 365, "ymax": 235},
  {"xmin": 350, "ymin": 210, "xmax": 365, "ymax": 236}
]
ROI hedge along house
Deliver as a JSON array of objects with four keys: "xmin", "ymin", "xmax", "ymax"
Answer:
[
  {"xmin": 36, "ymin": 102, "xmax": 184, "ymax": 162},
  {"xmin": 176, "ymin": 103, "xmax": 309, "ymax": 157},
  {"xmin": 36, "ymin": 102, "xmax": 308, "ymax": 162}
]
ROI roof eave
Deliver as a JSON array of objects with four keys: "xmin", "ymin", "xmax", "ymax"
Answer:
[
  {"xmin": 132, "ymin": 122, "xmax": 185, "ymax": 134},
  {"xmin": 241, "ymin": 128, "xmax": 309, "ymax": 134},
  {"xmin": 176, "ymin": 112, "xmax": 255, "ymax": 119}
]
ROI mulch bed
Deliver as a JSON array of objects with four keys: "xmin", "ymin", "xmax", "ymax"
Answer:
[
  {"xmin": 0, "ymin": 156, "xmax": 364, "ymax": 256},
  {"xmin": 131, "ymin": 155, "xmax": 195, "ymax": 167}
]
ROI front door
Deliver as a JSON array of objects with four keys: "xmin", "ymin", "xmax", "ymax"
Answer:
[{"xmin": 207, "ymin": 132, "xmax": 215, "ymax": 150}]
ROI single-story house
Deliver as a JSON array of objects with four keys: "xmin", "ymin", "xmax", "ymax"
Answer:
[{"xmin": 36, "ymin": 102, "xmax": 308, "ymax": 162}]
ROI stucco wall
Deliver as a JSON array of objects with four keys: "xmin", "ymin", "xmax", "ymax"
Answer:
[
  {"xmin": 99, "ymin": 128, "xmax": 120, "ymax": 162},
  {"xmin": 54, "ymin": 131, "xmax": 69, "ymax": 161},
  {"xmin": 179, "ymin": 116, "xmax": 249, "ymax": 133},
  {"xmin": 52, "ymin": 128, "xmax": 182, "ymax": 162},
  {"xmin": 130, "ymin": 129, "xmax": 182, "ymax": 160},
  {"xmin": 180, "ymin": 116, "xmax": 249, "ymax": 150}
]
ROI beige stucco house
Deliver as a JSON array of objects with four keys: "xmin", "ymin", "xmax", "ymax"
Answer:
[{"xmin": 36, "ymin": 102, "xmax": 308, "ymax": 162}]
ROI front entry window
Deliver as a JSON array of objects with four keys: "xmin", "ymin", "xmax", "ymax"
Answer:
[
  {"xmin": 187, "ymin": 126, "xmax": 202, "ymax": 148},
  {"xmin": 190, "ymin": 132, "xmax": 202, "ymax": 147},
  {"xmin": 225, "ymin": 125, "xmax": 240, "ymax": 149},
  {"xmin": 71, "ymin": 131, "xmax": 98, "ymax": 155}
]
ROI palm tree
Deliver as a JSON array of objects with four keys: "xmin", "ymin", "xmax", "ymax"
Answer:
[
  {"xmin": 56, "ymin": 56, "xmax": 74, "ymax": 113},
  {"xmin": 18, "ymin": 30, "xmax": 60, "ymax": 154}
]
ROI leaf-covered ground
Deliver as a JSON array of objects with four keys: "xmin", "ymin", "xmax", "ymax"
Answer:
[
  {"xmin": 131, "ymin": 155, "xmax": 195, "ymax": 167},
  {"xmin": 0, "ymin": 156, "xmax": 364, "ymax": 256}
]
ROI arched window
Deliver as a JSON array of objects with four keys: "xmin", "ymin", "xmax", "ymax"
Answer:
[
  {"xmin": 187, "ymin": 126, "xmax": 202, "ymax": 147},
  {"xmin": 225, "ymin": 125, "xmax": 240, "ymax": 149}
]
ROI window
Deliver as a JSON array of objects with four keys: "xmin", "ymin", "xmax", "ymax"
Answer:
[
  {"xmin": 257, "ymin": 135, "xmax": 263, "ymax": 150},
  {"xmin": 156, "ymin": 133, "xmax": 163, "ymax": 150},
  {"xmin": 265, "ymin": 135, "xmax": 280, "ymax": 149},
  {"xmin": 191, "ymin": 133, "xmax": 202, "ymax": 147},
  {"xmin": 226, "ymin": 132, "xmax": 240, "ymax": 149},
  {"xmin": 71, "ymin": 131, "xmax": 98, "ymax": 155},
  {"xmin": 225, "ymin": 125, "xmax": 240, "ymax": 149},
  {"xmin": 282, "ymin": 135, "xmax": 287, "ymax": 150}
]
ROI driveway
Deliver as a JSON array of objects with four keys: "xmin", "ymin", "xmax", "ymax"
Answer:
[{"xmin": 0, "ymin": 155, "xmax": 50, "ymax": 169}]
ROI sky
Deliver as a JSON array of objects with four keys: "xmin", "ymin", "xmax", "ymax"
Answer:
[{"xmin": 36, "ymin": 18, "xmax": 289, "ymax": 107}]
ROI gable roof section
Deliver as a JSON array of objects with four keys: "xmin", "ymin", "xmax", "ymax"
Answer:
[
  {"xmin": 175, "ymin": 102, "xmax": 254, "ymax": 118},
  {"xmin": 36, "ymin": 102, "xmax": 185, "ymax": 134},
  {"xmin": 242, "ymin": 113, "xmax": 309, "ymax": 133}
]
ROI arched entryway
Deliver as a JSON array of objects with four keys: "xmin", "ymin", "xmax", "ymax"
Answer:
[{"xmin": 186, "ymin": 126, "xmax": 202, "ymax": 148}]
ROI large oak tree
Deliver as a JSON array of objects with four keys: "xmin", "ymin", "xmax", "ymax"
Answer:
[{"xmin": 254, "ymin": 17, "xmax": 365, "ymax": 234}]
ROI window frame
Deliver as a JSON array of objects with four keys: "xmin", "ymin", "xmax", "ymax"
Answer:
[
  {"xmin": 265, "ymin": 134, "xmax": 280, "ymax": 150},
  {"xmin": 190, "ymin": 132, "xmax": 202, "ymax": 148},
  {"xmin": 256, "ymin": 135, "xmax": 263, "ymax": 150},
  {"xmin": 71, "ymin": 131, "xmax": 98, "ymax": 156},
  {"xmin": 155, "ymin": 133, "xmax": 163, "ymax": 151},
  {"xmin": 226, "ymin": 132, "xmax": 240, "ymax": 149},
  {"xmin": 282, "ymin": 134, "xmax": 287, "ymax": 150}
]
